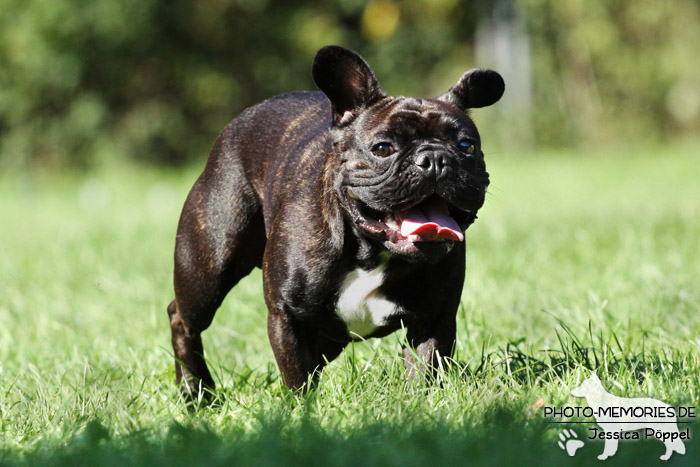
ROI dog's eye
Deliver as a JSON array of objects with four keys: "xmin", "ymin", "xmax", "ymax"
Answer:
[
  {"xmin": 372, "ymin": 143, "xmax": 395, "ymax": 158},
  {"xmin": 458, "ymin": 140, "xmax": 475, "ymax": 154}
]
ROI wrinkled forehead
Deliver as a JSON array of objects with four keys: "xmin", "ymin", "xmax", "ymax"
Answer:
[{"xmin": 357, "ymin": 97, "xmax": 478, "ymax": 140}]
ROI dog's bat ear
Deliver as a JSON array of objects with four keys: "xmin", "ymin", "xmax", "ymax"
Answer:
[
  {"xmin": 313, "ymin": 45, "xmax": 385, "ymax": 126},
  {"xmin": 437, "ymin": 68, "xmax": 505, "ymax": 110}
]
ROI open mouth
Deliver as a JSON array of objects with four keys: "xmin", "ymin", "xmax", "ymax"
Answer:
[{"xmin": 349, "ymin": 194, "xmax": 476, "ymax": 245}]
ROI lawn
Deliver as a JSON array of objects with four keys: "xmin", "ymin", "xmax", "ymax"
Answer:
[{"xmin": 1, "ymin": 142, "xmax": 698, "ymax": 465}]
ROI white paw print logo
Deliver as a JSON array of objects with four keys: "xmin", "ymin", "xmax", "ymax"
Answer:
[{"xmin": 558, "ymin": 429, "xmax": 584, "ymax": 456}]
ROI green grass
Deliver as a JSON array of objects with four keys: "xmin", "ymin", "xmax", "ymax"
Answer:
[{"xmin": 1, "ymin": 142, "xmax": 699, "ymax": 465}]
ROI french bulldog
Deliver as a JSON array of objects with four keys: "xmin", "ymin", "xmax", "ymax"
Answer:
[{"xmin": 167, "ymin": 45, "xmax": 504, "ymax": 398}]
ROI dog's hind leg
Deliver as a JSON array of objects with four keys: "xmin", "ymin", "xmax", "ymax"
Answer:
[
  {"xmin": 660, "ymin": 443, "xmax": 670, "ymax": 461},
  {"xmin": 168, "ymin": 150, "xmax": 266, "ymax": 402},
  {"xmin": 661, "ymin": 436, "xmax": 686, "ymax": 460},
  {"xmin": 674, "ymin": 437, "xmax": 687, "ymax": 455}
]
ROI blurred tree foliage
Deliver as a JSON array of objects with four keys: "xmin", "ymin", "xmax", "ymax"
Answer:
[
  {"xmin": 0, "ymin": 0, "xmax": 698, "ymax": 168},
  {"xmin": 520, "ymin": 0, "xmax": 700, "ymax": 147}
]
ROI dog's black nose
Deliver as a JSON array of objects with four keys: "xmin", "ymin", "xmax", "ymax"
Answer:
[{"xmin": 413, "ymin": 151, "xmax": 452, "ymax": 177}]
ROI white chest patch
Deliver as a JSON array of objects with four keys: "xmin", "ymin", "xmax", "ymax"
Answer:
[{"xmin": 336, "ymin": 263, "xmax": 398, "ymax": 338}]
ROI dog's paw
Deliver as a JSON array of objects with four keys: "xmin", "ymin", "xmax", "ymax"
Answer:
[{"xmin": 558, "ymin": 429, "xmax": 584, "ymax": 456}]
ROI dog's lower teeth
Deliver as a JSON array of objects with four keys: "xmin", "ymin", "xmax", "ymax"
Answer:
[{"xmin": 385, "ymin": 213, "xmax": 399, "ymax": 229}]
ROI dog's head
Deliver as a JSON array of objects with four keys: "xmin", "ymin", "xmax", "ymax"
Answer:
[
  {"xmin": 571, "ymin": 371, "xmax": 603, "ymax": 398},
  {"xmin": 313, "ymin": 46, "xmax": 504, "ymax": 261}
]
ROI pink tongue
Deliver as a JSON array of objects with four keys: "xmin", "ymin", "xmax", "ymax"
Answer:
[{"xmin": 399, "ymin": 198, "xmax": 464, "ymax": 242}]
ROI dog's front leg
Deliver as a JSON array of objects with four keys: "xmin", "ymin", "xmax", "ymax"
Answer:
[
  {"xmin": 402, "ymin": 313, "xmax": 456, "ymax": 381},
  {"xmin": 598, "ymin": 435, "xmax": 619, "ymax": 460},
  {"xmin": 267, "ymin": 310, "xmax": 346, "ymax": 391},
  {"xmin": 267, "ymin": 310, "xmax": 316, "ymax": 390}
]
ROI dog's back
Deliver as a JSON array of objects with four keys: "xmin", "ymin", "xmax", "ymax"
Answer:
[{"xmin": 203, "ymin": 91, "xmax": 332, "ymax": 229}]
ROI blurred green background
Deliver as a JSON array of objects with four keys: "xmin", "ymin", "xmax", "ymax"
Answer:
[{"xmin": 1, "ymin": 0, "xmax": 699, "ymax": 170}]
